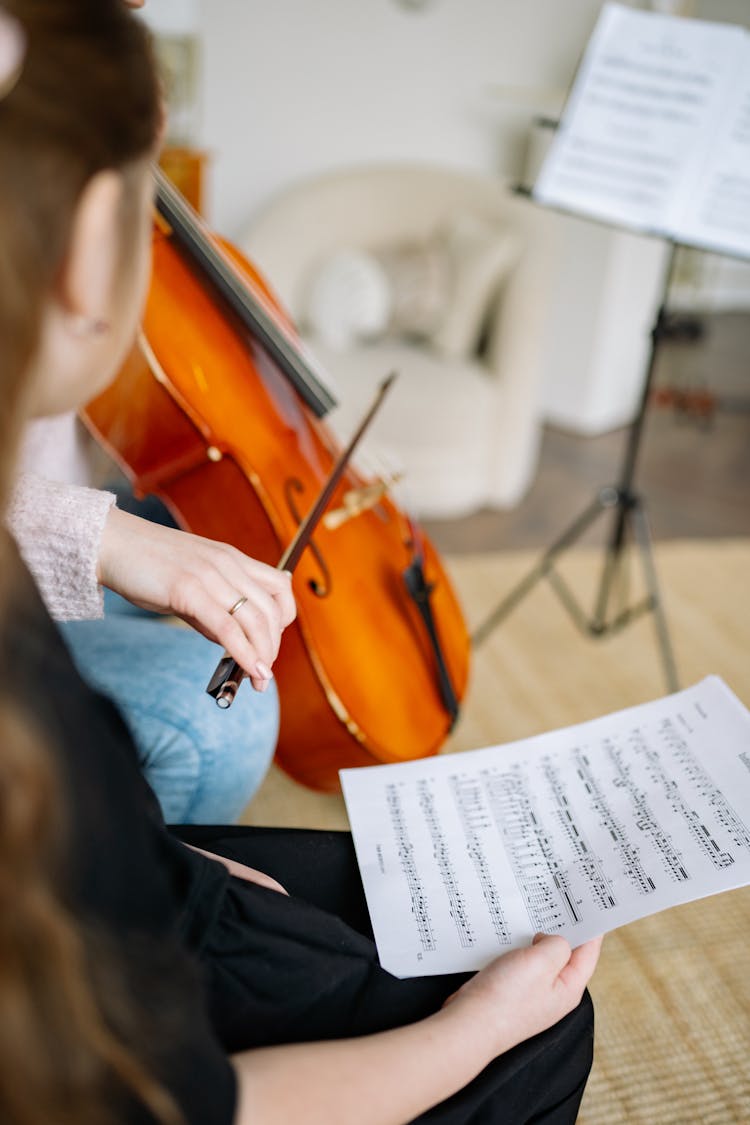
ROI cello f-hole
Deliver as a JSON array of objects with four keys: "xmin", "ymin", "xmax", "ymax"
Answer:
[{"xmin": 284, "ymin": 477, "xmax": 331, "ymax": 597}]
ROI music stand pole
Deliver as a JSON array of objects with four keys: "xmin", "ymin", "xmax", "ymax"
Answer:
[{"xmin": 473, "ymin": 240, "xmax": 680, "ymax": 693}]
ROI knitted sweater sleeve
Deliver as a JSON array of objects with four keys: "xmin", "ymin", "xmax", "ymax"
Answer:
[{"xmin": 6, "ymin": 473, "xmax": 116, "ymax": 621}]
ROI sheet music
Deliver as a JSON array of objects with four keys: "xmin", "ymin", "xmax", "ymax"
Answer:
[
  {"xmin": 673, "ymin": 59, "xmax": 750, "ymax": 258},
  {"xmin": 341, "ymin": 677, "xmax": 750, "ymax": 977},
  {"xmin": 533, "ymin": 3, "xmax": 750, "ymax": 258}
]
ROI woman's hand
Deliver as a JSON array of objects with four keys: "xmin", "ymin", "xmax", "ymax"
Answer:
[
  {"xmin": 186, "ymin": 845, "xmax": 288, "ymax": 895},
  {"xmin": 230, "ymin": 933, "xmax": 601, "ymax": 1125},
  {"xmin": 444, "ymin": 933, "xmax": 602, "ymax": 1057},
  {"xmin": 98, "ymin": 507, "xmax": 296, "ymax": 692}
]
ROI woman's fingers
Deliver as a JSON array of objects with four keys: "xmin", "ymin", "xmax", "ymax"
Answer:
[
  {"xmin": 183, "ymin": 552, "xmax": 296, "ymax": 691},
  {"xmin": 175, "ymin": 571, "xmax": 283, "ymax": 688},
  {"xmin": 220, "ymin": 553, "xmax": 296, "ymax": 647},
  {"xmin": 206, "ymin": 556, "xmax": 293, "ymax": 664},
  {"xmin": 242, "ymin": 558, "xmax": 296, "ymax": 629},
  {"xmin": 98, "ymin": 511, "xmax": 297, "ymax": 692},
  {"xmin": 530, "ymin": 932, "xmax": 603, "ymax": 995},
  {"xmin": 557, "ymin": 935, "xmax": 603, "ymax": 995},
  {"xmin": 188, "ymin": 551, "xmax": 295, "ymax": 684}
]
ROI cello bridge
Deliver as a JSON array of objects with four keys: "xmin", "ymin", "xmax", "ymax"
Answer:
[{"xmin": 323, "ymin": 474, "xmax": 402, "ymax": 531}]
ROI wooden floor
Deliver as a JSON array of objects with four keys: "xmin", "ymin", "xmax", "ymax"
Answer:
[{"xmin": 424, "ymin": 310, "xmax": 750, "ymax": 554}]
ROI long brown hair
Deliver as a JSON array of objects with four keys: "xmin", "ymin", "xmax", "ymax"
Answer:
[{"xmin": 0, "ymin": 2, "xmax": 181, "ymax": 1122}]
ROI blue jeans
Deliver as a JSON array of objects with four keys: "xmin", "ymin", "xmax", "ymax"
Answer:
[{"xmin": 59, "ymin": 597, "xmax": 279, "ymax": 824}]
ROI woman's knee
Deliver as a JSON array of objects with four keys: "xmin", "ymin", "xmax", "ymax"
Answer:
[
  {"xmin": 58, "ymin": 616, "xmax": 280, "ymax": 823},
  {"xmin": 180, "ymin": 680, "xmax": 280, "ymax": 823}
]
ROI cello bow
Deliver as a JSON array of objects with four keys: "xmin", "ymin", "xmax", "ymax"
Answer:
[{"xmin": 206, "ymin": 373, "xmax": 398, "ymax": 709}]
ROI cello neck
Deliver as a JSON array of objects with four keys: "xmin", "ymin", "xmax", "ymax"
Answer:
[{"xmin": 152, "ymin": 165, "xmax": 336, "ymax": 418}]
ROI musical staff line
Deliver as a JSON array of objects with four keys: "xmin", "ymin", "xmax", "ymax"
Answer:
[
  {"xmin": 658, "ymin": 718, "xmax": 750, "ymax": 853},
  {"xmin": 418, "ymin": 781, "xmax": 475, "ymax": 948},
  {"xmin": 342, "ymin": 677, "xmax": 750, "ymax": 978},
  {"xmin": 386, "ymin": 783, "xmax": 435, "ymax": 952},
  {"xmin": 449, "ymin": 774, "xmax": 511, "ymax": 945},
  {"xmin": 542, "ymin": 757, "xmax": 617, "ymax": 911},
  {"xmin": 574, "ymin": 749, "xmax": 657, "ymax": 895},
  {"xmin": 482, "ymin": 766, "xmax": 574, "ymax": 932},
  {"xmin": 602, "ymin": 735, "xmax": 691, "ymax": 882}
]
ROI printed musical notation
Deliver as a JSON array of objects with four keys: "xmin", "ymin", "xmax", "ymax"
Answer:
[
  {"xmin": 418, "ymin": 780, "xmax": 475, "ymax": 948},
  {"xmin": 576, "ymin": 745, "xmax": 661, "ymax": 892},
  {"xmin": 533, "ymin": 2, "xmax": 750, "ymax": 259},
  {"xmin": 342, "ymin": 677, "xmax": 750, "ymax": 978},
  {"xmin": 483, "ymin": 766, "xmax": 574, "ymax": 932},
  {"xmin": 386, "ymin": 783, "xmax": 434, "ymax": 953},
  {"xmin": 542, "ymin": 757, "xmax": 617, "ymax": 913},
  {"xmin": 627, "ymin": 725, "xmax": 733, "ymax": 871},
  {"xmin": 449, "ymin": 775, "xmax": 511, "ymax": 946},
  {"xmin": 657, "ymin": 718, "xmax": 750, "ymax": 854}
]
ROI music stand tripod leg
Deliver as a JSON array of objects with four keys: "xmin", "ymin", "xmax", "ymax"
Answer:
[
  {"xmin": 472, "ymin": 240, "xmax": 681, "ymax": 692},
  {"xmin": 471, "ymin": 489, "xmax": 613, "ymax": 648},
  {"xmin": 588, "ymin": 486, "xmax": 679, "ymax": 692},
  {"xmin": 629, "ymin": 497, "xmax": 680, "ymax": 692},
  {"xmin": 472, "ymin": 484, "xmax": 679, "ymax": 692}
]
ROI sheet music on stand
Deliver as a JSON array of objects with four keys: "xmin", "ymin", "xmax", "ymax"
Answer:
[
  {"xmin": 532, "ymin": 2, "xmax": 750, "ymax": 261},
  {"xmin": 341, "ymin": 677, "xmax": 750, "ymax": 978}
]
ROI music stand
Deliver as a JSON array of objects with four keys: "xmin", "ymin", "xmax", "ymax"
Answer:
[{"xmin": 472, "ymin": 238, "xmax": 680, "ymax": 693}]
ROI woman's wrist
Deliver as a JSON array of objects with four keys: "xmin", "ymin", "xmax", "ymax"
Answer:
[
  {"xmin": 96, "ymin": 503, "xmax": 129, "ymax": 587},
  {"xmin": 431, "ymin": 988, "xmax": 510, "ymax": 1068}
]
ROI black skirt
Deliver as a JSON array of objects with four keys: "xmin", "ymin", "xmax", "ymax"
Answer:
[{"xmin": 174, "ymin": 826, "xmax": 595, "ymax": 1125}]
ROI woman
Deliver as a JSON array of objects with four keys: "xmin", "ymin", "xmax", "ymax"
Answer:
[
  {"xmin": 8, "ymin": 0, "xmax": 290, "ymax": 823},
  {"xmin": 10, "ymin": 436, "xmax": 287, "ymax": 824},
  {"xmin": 0, "ymin": 2, "xmax": 601, "ymax": 1122}
]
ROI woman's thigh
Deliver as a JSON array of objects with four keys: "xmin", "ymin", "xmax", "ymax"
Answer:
[
  {"xmin": 174, "ymin": 826, "xmax": 594, "ymax": 1125},
  {"xmin": 176, "ymin": 825, "xmax": 375, "ymax": 932},
  {"xmin": 175, "ymin": 825, "xmax": 470, "ymax": 1042},
  {"xmin": 59, "ymin": 616, "xmax": 279, "ymax": 823}
]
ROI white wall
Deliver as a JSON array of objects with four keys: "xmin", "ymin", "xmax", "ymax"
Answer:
[
  {"xmin": 142, "ymin": 0, "xmax": 749, "ymax": 441},
  {"xmin": 184, "ymin": 0, "xmax": 609, "ymax": 237}
]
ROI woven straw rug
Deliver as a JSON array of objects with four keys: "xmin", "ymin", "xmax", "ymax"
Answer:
[{"xmin": 244, "ymin": 538, "xmax": 750, "ymax": 1123}]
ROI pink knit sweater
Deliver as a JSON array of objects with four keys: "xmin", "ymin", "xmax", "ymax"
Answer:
[{"xmin": 7, "ymin": 472, "xmax": 115, "ymax": 621}]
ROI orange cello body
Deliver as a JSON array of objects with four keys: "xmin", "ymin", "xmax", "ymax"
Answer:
[{"xmin": 82, "ymin": 205, "xmax": 470, "ymax": 793}]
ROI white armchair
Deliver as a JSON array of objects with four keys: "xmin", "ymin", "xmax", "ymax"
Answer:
[{"xmin": 240, "ymin": 164, "xmax": 561, "ymax": 519}]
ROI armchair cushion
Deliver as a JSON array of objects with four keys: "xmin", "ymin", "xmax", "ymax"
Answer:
[
  {"xmin": 304, "ymin": 241, "xmax": 451, "ymax": 350},
  {"xmin": 430, "ymin": 212, "xmax": 521, "ymax": 360},
  {"xmin": 371, "ymin": 239, "xmax": 451, "ymax": 341},
  {"xmin": 241, "ymin": 164, "xmax": 552, "ymax": 515},
  {"xmin": 304, "ymin": 249, "xmax": 392, "ymax": 351},
  {"xmin": 306, "ymin": 335, "xmax": 499, "ymax": 519},
  {"xmin": 303, "ymin": 210, "xmax": 519, "ymax": 362}
]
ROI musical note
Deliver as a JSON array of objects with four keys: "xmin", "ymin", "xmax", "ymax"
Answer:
[
  {"xmin": 657, "ymin": 718, "xmax": 750, "ymax": 854},
  {"xmin": 449, "ymin": 774, "xmax": 511, "ymax": 944},
  {"xmin": 482, "ymin": 765, "xmax": 572, "ymax": 931},
  {"xmin": 386, "ymin": 783, "xmax": 435, "ymax": 952},
  {"xmin": 542, "ymin": 756, "xmax": 617, "ymax": 910},
  {"xmin": 573, "ymin": 748, "xmax": 658, "ymax": 894},
  {"xmin": 418, "ymin": 780, "xmax": 475, "ymax": 947},
  {"xmin": 342, "ymin": 677, "xmax": 750, "ymax": 978}
]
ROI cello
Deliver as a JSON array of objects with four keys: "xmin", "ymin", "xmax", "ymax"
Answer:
[{"xmin": 81, "ymin": 168, "xmax": 470, "ymax": 792}]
